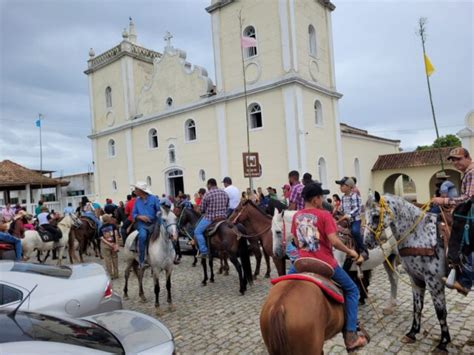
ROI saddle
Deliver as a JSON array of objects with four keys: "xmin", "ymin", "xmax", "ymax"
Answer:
[
  {"xmin": 36, "ymin": 225, "xmax": 60, "ymax": 243},
  {"xmin": 78, "ymin": 217, "xmax": 97, "ymax": 231},
  {"xmin": 0, "ymin": 243, "xmax": 14, "ymax": 251},
  {"xmin": 204, "ymin": 218, "xmax": 228, "ymax": 237}
]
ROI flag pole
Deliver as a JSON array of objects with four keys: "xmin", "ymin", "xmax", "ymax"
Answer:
[
  {"xmin": 238, "ymin": 10, "xmax": 253, "ymax": 192},
  {"xmin": 38, "ymin": 113, "xmax": 44, "ymax": 197},
  {"xmin": 417, "ymin": 17, "xmax": 445, "ymax": 172}
]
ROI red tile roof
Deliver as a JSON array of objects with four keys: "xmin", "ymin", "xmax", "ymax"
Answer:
[
  {"xmin": 372, "ymin": 147, "xmax": 453, "ymax": 171},
  {"xmin": 0, "ymin": 160, "xmax": 69, "ymax": 189}
]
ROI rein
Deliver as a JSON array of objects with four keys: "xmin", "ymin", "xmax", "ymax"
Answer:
[
  {"xmin": 454, "ymin": 205, "xmax": 474, "ymax": 248},
  {"xmin": 230, "ymin": 203, "xmax": 272, "ymax": 238}
]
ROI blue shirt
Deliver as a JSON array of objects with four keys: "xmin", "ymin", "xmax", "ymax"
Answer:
[
  {"xmin": 132, "ymin": 195, "xmax": 161, "ymax": 223},
  {"xmin": 64, "ymin": 206, "xmax": 74, "ymax": 215}
]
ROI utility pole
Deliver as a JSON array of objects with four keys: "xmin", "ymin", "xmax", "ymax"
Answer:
[
  {"xmin": 417, "ymin": 17, "xmax": 445, "ymax": 172},
  {"xmin": 38, "ymin": 113, "xmax": 44, "ymax": 197}
]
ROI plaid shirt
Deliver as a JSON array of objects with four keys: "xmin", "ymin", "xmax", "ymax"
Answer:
[
  {"xmin": 201, "ymin": 187, "xmax": 229, "ymax": 220},
  {"xmin": 450, "ymin": 162, "xmax": 474, "ymax": 205},
  {"xmin": 289, "ymin": 182, "xmax": 304, "ymax": 210},
  {"xmin": 341, "ymin": 192, "xmax": 362, "ymax": 222}
]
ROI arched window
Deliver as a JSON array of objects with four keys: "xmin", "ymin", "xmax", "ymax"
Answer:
[
  {"xmin": 354, "ymin": 158, "xmax": 361, "ymax": 183},
  {"xmin": 112, "ymin": 180, "xmax": 117, "ymax": 191},
  {"xmin": 199, "ymin": 169, "xmax": 206, "ymax": 182},
  {"xmin": 168, "ymin": 144, "xmax": 176, "ymax": 164},
  {"xmin": 248, "ymin": 103, "xmax": 263, "ymax": 129},
  {"xmin": 146, "ymin": 176, "xmax": 152, "ymax": 186},
  {"xmin": 318, "ymin": 157, "xmax": 327, "ymax": 188},
  {"xmin": 166, "ymin": 97, "xmax": 173, "ymax": 107},
  {"xmin": 314, "ymin": 100, "xmax": 323, "ymax": 126},
  {"xmin": 108, "ymin": 139, "xmax": 116, "ymax": 157},
  {"xmin": 308, "ymin": 25, "xmax": 317, "ymax": 57},
  {"xmin": 185, "ymin": 119, "xmax": 197, "ymax": 142},
  {"xmin": 243, "ymin": 26, "xmax": 258, "ymax": 59},
  {"xmin": 148, "ymin": 128, "xmax": 158, "ymax": 148},
  {"xmin": 105, "ymin": 86, "xmax": 112, "ymax": 108}
]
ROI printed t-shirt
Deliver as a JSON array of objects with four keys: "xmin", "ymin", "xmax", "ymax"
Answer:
[
  {"xmin": 99, "ymin": 224, "xmax": 117, "ymax": 244},
  {"xmin": 291, "ymin": 208, "xmax": 338, "ymax": 267}
]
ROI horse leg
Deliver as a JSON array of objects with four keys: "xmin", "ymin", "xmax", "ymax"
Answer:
[
  {"xmin": 403, "ymin": 278, "xmax": 426, "ymax": 343},
  {"xmin": 382, "ymin": 254, "xmax": 399, "ymax": 315},
  {"xmin": 249, "ymin": 240, "xmax": 262, "ymax": 280},
  {"xmin": 192, "ymin": 246, "xmax": 197, "ymax": 267},
  {"xmin": 56, "ymin": 247, "xmax": 64, "ymax": 266},
  {"xmin": 218, "ymin": 257, "xmax": 223, "ymax": 274},
  {"xmin": 123, "ymin": 261, "xmax": 133, "ymax": 300},
  {"xmin": 138, "ymin": 266, "xmax": 147, "ymax": 302},
  {"xmin": 166, "ymin": 269, "xmax": 174, "ymax": 311},
  {"xmin": 201, "ymin": 257, "xmax": 208, "ymax": 285},
  {"xmin": 229, "ymin": 254, "xmax": 246, "ymax": 295},
  {"xmin": 209, "ymin": 254, "xmax": 215, "ymax": 282},
  {"xmin": 273, "ymin": 255, "xmax": 286, "ymax": 276},
  {"xmin": 262, "ymin": 247, "xmax": 271, "ymax": 278},
  {"xmin": 153, "ymin": 269, "xmax": 162, "ymax": 315},
  {"xmin": 427, "ymin": 279, "xmax": 451, "ymax": 351}
]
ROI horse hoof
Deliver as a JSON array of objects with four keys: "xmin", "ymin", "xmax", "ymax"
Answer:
[
  {"xmin": 155, "ymin": 308, "xmax": 164, "ymax": 316},
  {"xmin": 264, "ymin": 273, "xmax": 270, "ymax": 279},
  {"xmin": 210, "ymin": 278, "xmax": 215, "ymax": 283},
  {"xmin": 253, "ymin": 275, "xmax": 258, "ymax": 281},
  {"xmin": 201, "ymin": 281, "xmax": 207, "ymax": 286},
  {"xmin": 224, "ymin": 271, "xmax": 229, "ymax": 276},
  {"xmin": 401, "ymin": 335, "xmax": 416, "ymax": 344},
  {"xmin": 123, "ymin": 295, "xmax": 129, "ymax": 300},
  {"xmin": 139, "ymin": 296, "xmax": 147, "ymax": 303}
]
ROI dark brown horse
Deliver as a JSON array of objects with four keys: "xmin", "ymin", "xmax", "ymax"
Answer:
[
  {"xmin": 229, "ymin": 200, "xmax": 286, "ymax": 276},
  {"xmin": 260, "ymin": 280, "xmax": 344, "ymax": 354},
  {"xmin": 68, "ymin": 216, "xmax": 102, "ymax": 263}
]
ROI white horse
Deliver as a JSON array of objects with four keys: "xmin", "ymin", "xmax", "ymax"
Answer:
[
  {"xmin": 123, "ymin": 207, "xmax": 178, "ymax": 315},
  {"xmin": 22, "ymin": 215, "xmax": 74, "ymax": 266},
  {"xmin": 271, "ymin": 209, "xmax": 400, "ymax": 314}
]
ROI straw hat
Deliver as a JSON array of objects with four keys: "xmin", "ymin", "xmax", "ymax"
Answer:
[
  {"xmin": 131, "ymin": 181, "xmax": 153, "ymax": 195},
  {"xmin": 14, "ymin": 210, "xmax": 28, "ymax": 220}
]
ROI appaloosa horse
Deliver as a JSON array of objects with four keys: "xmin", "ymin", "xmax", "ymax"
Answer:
[
  {"xmin": 364, "ymin": 192, "xmax": 450, "ymax": 352},
  {"xmin": 123, "ymin": 207, "xmax": 178, "ymax": 314}
]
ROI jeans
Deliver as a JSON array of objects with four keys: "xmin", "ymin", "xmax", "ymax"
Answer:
[
  {"xmin": 0, "ymin": 232, "xmax": 22, "ymax": 260},
  {"xmin": 286, "ymin": 242, "xmax": 299, "ymax": 274},
  {"xmin": 136, "ymin": 222, "xmax": 150, "ymax": 266},
  {"xmin": 194, "ymin": 217, "xmax": 211, "ymax": 255},
  {"xmin": 332, "ymin": 265, "xmax": 359, "ymax": 332},
  {"xmin": 459, "ymin": 253, "xmax": 473, "ymax": 290},
  {"xmin": 351, "ymin": 220, "xmax": 366, "ymax": 256},
  {"xmin": 83, "ymin": 211, "xmax": 102, "ymax": 233},
  {"xmin": 226, "ymin": 208, "xmax": 234, "ymax": 218}
]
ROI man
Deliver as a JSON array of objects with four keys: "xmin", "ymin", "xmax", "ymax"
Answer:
[
  {"xmin": 122, "ymin": 193, "xmax": 136, "ymax": 242},
  {"xmin": 35, "ymin": 200, "xmax": 43, "ymax": 217},
  {"xmin": 432, "ymin": 147, "xmax": 474, "ymax": 295},
  {"xmin": 37, "ymin": 206, "xmax": 62, "ymax": 242},
  {"xmin": 194, "ymin": 178, "xmax": 229, "ymax": 258},
  {"xmin": 0, "ymin": 223, "xmax": 23, "ymax": 260},
  {"xmin": 288, "ymin": 170, "xmax": 304, "ymax": 210},
  {"xmin": 64, "ymin": 203, "xmax": 74, "ymax": 215},
  {"xmin": 104, "ymin": 198, "xmax": 118, "ymax": 215},
  {"xmin": 1, "ymin": 204, "xmax": 14, "ymax": 223},
  {"xmin": 223, "ymin": 177, "xmax": 240, "ymax": 216},
  {"xmin": 281, "ymin": 184, "xmax": 291, "ymax": 206},
  {"xmin": 131, "ymin": 181, "xmax": 161, "ymax": 268}
]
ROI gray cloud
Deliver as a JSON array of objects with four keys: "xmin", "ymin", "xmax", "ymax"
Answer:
[{"xmin": 1, "ymin": 0, "xmax": 472, "ymax": 174}]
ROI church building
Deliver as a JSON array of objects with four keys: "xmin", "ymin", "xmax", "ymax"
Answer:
[{"xmin": 85, "ymin": 0, "xmax": 399, "ymax": 201}]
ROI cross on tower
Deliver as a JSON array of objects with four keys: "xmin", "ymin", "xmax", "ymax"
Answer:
[{"xmin": 164, "ymin": 31, "xmax": 173, "ymax": 47}]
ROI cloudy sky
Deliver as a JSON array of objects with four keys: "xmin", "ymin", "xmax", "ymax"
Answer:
[{"xmin": 0, "ymin": 0, "xmax": 472, "ymax": 175}]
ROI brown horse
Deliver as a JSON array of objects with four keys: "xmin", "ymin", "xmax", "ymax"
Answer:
[
  {"xmin": 68, "ymin": 217, "xmax": 102, "ymax": 263},
  {"xmin": 260, "ymin": 280, "xmax": 344, "ymax": 354},
  {"xmin": 229, "ymin": 200, "xmax": 286, "ymax": 277}
]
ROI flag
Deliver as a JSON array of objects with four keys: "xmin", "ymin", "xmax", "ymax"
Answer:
[
  {"xmin": 241, "ymin": 36, "xmax": 257, "ymax": 48},
  {"xmin": 424, "ymin": 54, "xmax": 435, "ymax": 77},
  {"xmin": 35, "ymin": 119, "xmax": 41, "ymax": 128}
]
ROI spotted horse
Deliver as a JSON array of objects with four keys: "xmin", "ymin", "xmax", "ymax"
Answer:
[{"xmin": 364, "ymin": 192, "xmax": 450, "ymax": 353}]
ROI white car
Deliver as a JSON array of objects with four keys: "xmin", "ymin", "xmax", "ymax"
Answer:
[{"xmin": 0, "ymin": 261, "xmax": 122, "ymax": 317}]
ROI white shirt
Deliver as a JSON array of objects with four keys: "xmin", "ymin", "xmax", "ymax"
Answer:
[
  {"xmin": 38, "ymin": 212, "xmax": 49, "ymax": 226},
  {"xmin": 224, "ymin": 185, "xmax": 240, "ymax": 209}
]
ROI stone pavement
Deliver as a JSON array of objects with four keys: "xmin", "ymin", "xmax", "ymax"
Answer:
[{"xmin": 79, "ymin": 251, "xmax": 473, "ymax": 354}]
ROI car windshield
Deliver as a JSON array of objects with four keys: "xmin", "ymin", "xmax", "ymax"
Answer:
[
  {"xmin": 11, "ymin": 262, "xmax": 72, "ymax": 278},
  {"xmin": 1, "ymin": 311, "xmax": 124, "ymax": 354}
]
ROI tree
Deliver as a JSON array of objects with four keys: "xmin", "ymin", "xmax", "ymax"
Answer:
[{"xmin": 416, "ymin": 134, "xmax": 461, "ymax": 151}]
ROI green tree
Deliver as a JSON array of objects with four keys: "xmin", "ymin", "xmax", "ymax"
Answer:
[{"xmin": 416, "ymin": 134, "xmax": 461, "ymax": 151}]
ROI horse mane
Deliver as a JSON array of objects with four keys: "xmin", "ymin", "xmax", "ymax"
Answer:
[
  {"xmin": 149, "ymin": 221, "xmax": 161, "ymax": 243},
  {"xmin": 244, "ymin": 200, "xmax": 273, "ymax": 220}
]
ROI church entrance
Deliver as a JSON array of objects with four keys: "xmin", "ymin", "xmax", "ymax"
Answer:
[{"xmin": 166, "ymin": 169, "xmax": 184, "ymax": 197}]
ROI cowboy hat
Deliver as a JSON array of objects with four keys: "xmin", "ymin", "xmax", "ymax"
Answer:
[{"xmin": 131, "ymin": 181, "xmax": 153, "ymax": 195}]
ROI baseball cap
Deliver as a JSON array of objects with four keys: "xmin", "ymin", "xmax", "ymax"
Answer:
[
  {"xmin": 302, "ymin": 183, "xmax": 330, "ymax": 201},
  {"xmin": 335, "ymin": 177, "xmax": 355, "ymax": 188},
  {"xmin": 447, "ymin": 147, "xmax": 469, "ymax": 160},
  {"xmin": 222, "ymin": 177, "xmax": 232, "ymax": 184}
]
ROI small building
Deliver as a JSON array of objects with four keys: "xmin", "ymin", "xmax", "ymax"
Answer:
[{"xmin": 57, "ymin": 172, "xmax": 95, "ymax": 211}]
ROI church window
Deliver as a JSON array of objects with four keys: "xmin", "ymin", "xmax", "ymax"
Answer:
[
  {"xmin": 168, "ymin": 144, "xmax": 176, "ymax": 164},
  {"xmin": 199, "ymin": 169, "xmax": 206, "ymax": 182},
  {"xmin": 108, "ymin": 139, "xmax": 116, "ymax": 157},
  {"xmin": 112, "ymin": 180, "xmax": 117, "ymax": 192},
  {"xmin": 248, "ymin": 103, "xmax": 263, "ymax": 129},
  {"xmin": 185, "ymin": 119, "xmax": 197, "ymax": 142},
  {"xmin": 314, "ymin": 100, "xmax": 323, "ymax": 126},
  {"xmin": 146, "ymin": 176, "xmax": 152, "ymax": 186},
  {"xmin": 308, "ymin": 25, "xmax": 317, "ymax": 57},
  {"xmin": 243, "ymin": 26, "xmax": 258, "ymax": 59},
  {"xmin": 318, "ymin": 157, "xmax": 327, "ymax": 187},
  {"xmin": 105, "ymin": 86, "xmax": 112, "ymax": 108},
  {"xmin": 149, "ymin": 128, "xmax": 158, "ymax": 148},
  {"xmin": 166, "ymin": 97, "xmax": 173, "ymax": 107}
]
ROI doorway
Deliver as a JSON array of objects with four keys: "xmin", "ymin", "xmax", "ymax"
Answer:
[{"xmin": 167, "ymin": 169, "xmax": 184, "ymax": 197}]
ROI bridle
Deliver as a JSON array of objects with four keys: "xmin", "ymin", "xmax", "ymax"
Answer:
[{"xmin": 230, "ymin": 202, "xmax": 272, "ymax": 238}]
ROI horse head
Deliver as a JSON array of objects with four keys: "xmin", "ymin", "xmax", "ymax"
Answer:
[
  {"xmin": 271, "ymin": 209, "xmax": 295, "ymax": 258},
  {"xmin": 363, "ymin": 191, "xmax": 395, "ymax": 249},
  {"xmin": 160, "ymin": 206, "xmax": 178, "ymax": 241}
]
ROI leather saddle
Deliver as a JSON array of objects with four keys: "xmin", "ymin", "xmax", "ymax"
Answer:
[
  {"xmin": 294, "ymin": 257, "xmax": 335, "ymax": 278},
  {"xmin": 204, "ymin": 218, "xmax": 228, "ymax": 237},
  {"xmin": 79, "ymin": 217, "xmax": 97, "ymax": 231},
  {"xmin": 36, "ymin": 226, "xmax": 59, "ymax": 243}
]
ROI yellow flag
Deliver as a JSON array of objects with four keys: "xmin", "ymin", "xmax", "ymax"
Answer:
[{"xmin": 424, "ymin": 54, "xmax": 435, "ymax": 76}]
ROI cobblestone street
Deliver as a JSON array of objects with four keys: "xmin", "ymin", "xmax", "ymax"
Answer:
[{"xmin": 80, "ymin": 251, "xmax": 473, "ymax": 354}]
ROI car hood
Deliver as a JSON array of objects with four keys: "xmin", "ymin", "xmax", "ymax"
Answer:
[{"xmin": 84, "ymin": 310, "xmax": 173, "ymax": 353}]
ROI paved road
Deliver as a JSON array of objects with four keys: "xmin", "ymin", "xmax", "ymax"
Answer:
[{"xmin": 78, "ymin": 251, "xmax": 473, "ymax": 354}]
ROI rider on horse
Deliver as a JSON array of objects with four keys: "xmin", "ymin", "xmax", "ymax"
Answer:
[
  {"xmin": 131, "ymin": 181, "xmax": 162, "ymax": 269},
  {"xmin": 290, "ymin": 183, "xmax": 369, "ymax": 351},
  {"xmin": 432, "ymin": 147, "xmax": 474, "ymax": 295}
]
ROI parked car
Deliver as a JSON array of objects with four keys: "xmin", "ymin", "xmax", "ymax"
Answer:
[
  {"xmin": 0, "ymin": 309, "xmax": 175, "ymax": 354},
  {"xmin": 0, "ymin": 261, "xmax": 122, "ymax": 317}
]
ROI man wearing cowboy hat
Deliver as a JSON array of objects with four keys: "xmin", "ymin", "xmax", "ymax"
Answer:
[
  {"xmin": 131, "ymin": 181, "xmax": 162, "ymax": 268},
  {"xmin": 10, "ymin": 210, "xmax": 29, "ymax": 239}
]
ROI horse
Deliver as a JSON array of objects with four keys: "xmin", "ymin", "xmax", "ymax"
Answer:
[
  {"xmin": 68, "ymin": 215, "xmax": 102, "ymax": 263},
  {"xmin": 229, "ymin": 200, "xmax": 286, "ymax": 277},
  {"xmin": 271, "ymin": 209, "xmax": 400, "ymax": 312},
  {"xmin": 260, "ymin": 277, "xmax": 345, "ymax": 354},
  {"xmin": 22, "ymin": 215, "xmax": 74, "ymax": 266},
  {"xmin": 122, "ymin": 207, "xmax": 178, "ymax": 314},
  {"xmin": 364, "ymin": 192, "xmax": 450, "ymax": 352}
]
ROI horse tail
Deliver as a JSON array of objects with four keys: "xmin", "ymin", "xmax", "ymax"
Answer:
[
  {"xmin": 267, "ymin": 301, "xmax": 290, "ymax": 355},
  {"xmin": 238, "ymin": 237, "xmax": 253, "ymax": 285}
]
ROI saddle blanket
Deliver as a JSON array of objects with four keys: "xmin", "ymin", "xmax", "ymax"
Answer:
[{"xmin": 271, "ymin": 272, "xmax": 344, "ymax": 304}]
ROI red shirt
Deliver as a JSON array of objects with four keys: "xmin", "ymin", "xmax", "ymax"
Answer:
[
  {"xmin": 291, "ymin": 208, "xmax": 338, "ymax": 267},
  {"xmin": 125, "ymin": 198, "xmax": 136, "ymax": 222}
]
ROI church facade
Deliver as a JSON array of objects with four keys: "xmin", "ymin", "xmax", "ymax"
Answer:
[{"xmin": 85, "ymin": 0, "xmax": 399, "ymax": 201}]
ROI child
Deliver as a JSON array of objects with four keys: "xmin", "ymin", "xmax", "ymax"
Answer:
[
  {"xmin": 336, "ymin": 177, "xmax": 367, "ymax": 262},
  {"xmin": 291, "ymin": 183, "xmax": 369, "ymax": 351},
  {"xmin": 99, "ymin": 215, "xmax": 120, "ymax": 279}
]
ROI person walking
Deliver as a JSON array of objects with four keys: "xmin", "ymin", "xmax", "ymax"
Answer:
[
  {"xmin": 222, "ymin": 177, "xmax": 240, "ymax": 216},
  {"xmin": 194, "ymin": 178, "xmax": 229, "ymax": 258},
  {"xmin": 99, "ymin": 215, "xmax": 120, "ymax": 279}
]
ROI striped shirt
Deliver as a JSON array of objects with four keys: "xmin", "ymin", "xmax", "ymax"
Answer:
[
  {"xmin": 289, "ymin": 182, "xmax": 304, "ymax": 210},
  {"xmin": 201, "ymin": 187, "xmax": 229, "ymax": 220},
  {"xmin": 341, "ymin": 192, "xmax": 362, "ymax": 222},
  {"xmin": 450, "ymin": 162, "xmax": 474, "ymax": 205}
]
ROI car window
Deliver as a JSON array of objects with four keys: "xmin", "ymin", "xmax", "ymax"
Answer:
[{"xmin": 0, "ymin": 284, "xmax": 23, "ymax": 305}]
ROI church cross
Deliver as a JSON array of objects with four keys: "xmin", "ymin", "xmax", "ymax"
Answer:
[{"xmin": 164, "ymin": 31, "xmax": 173, "ymax": 47}]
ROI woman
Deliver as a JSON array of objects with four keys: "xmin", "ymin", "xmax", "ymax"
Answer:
[{"xmin": 332, "ymin": 193, "xmax": 341, "ymax": 215}]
